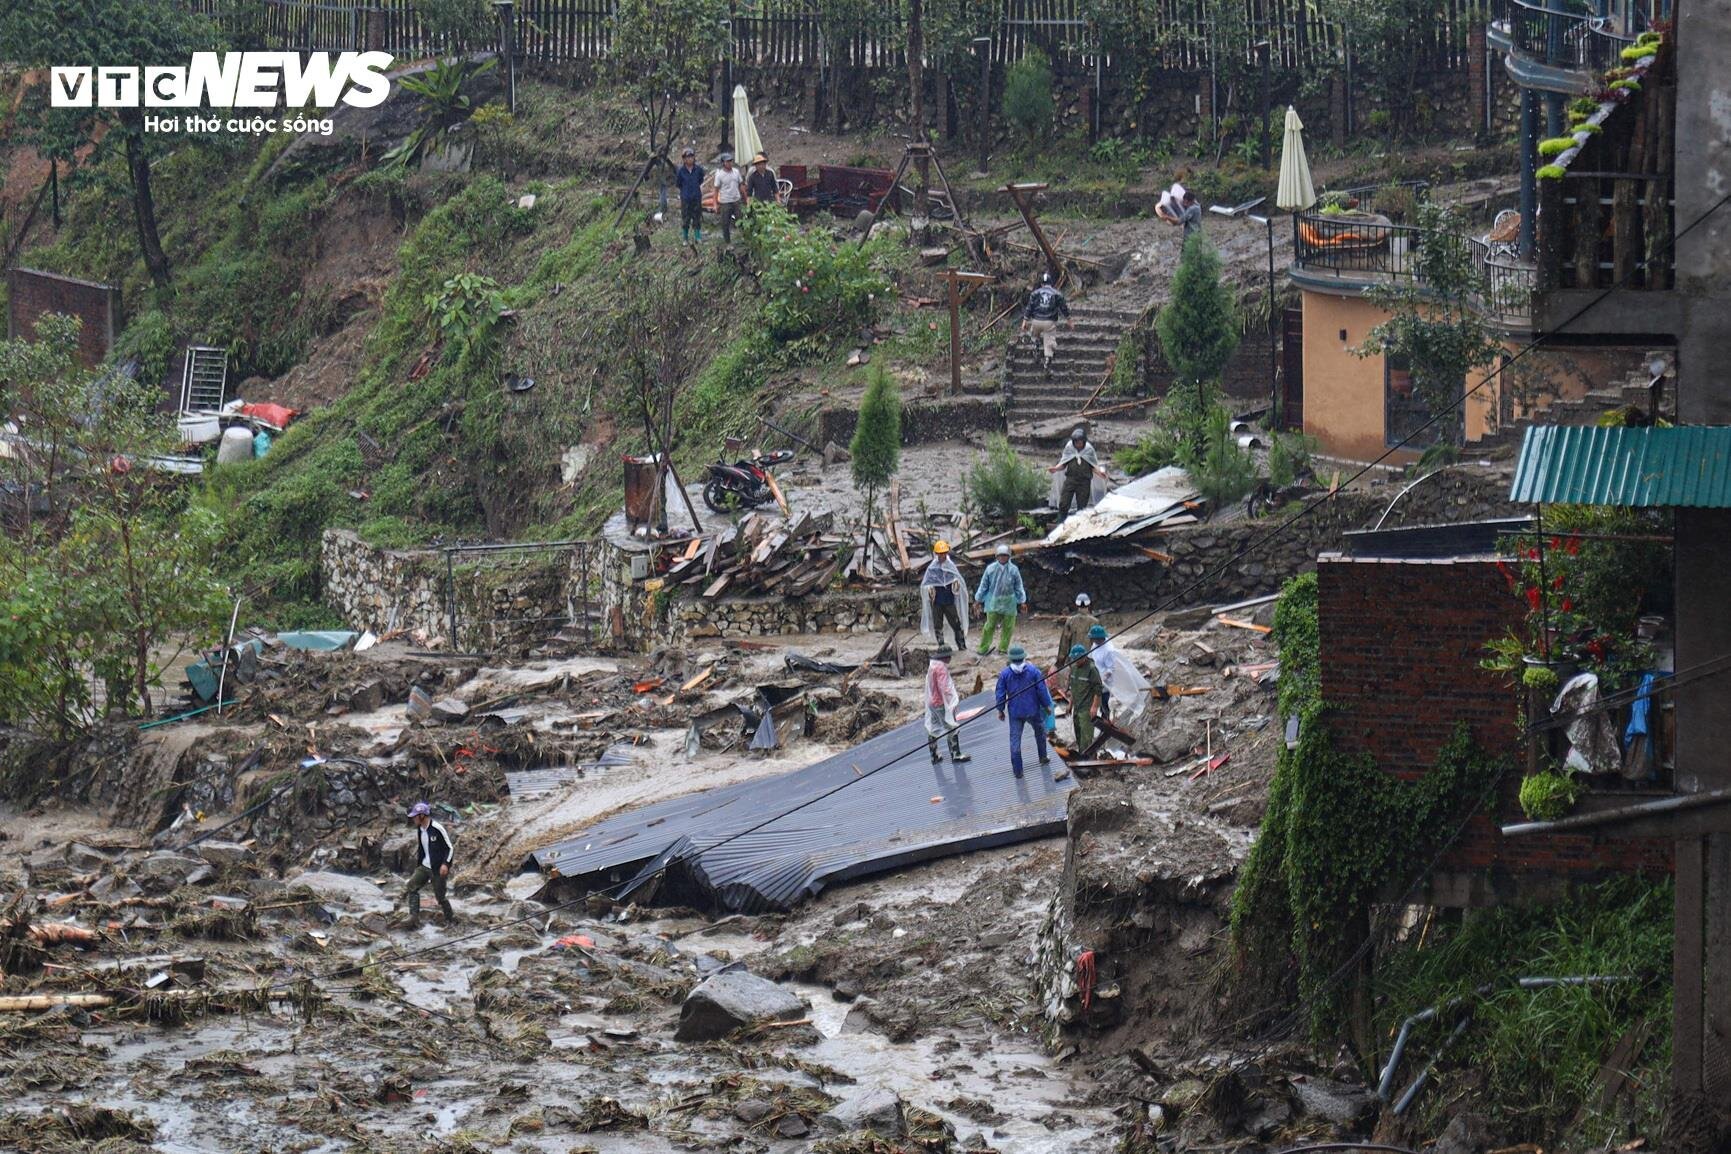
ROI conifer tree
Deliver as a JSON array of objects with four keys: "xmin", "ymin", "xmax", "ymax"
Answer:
[
  {"xmin": 850, "ymin": 366, "xmax": 902, "ymax": 572},
  {"xmin": 1157, "ymin": 233, "xmax": 1242, "ymax": 425}
]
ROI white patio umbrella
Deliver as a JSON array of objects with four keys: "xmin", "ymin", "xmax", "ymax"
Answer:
[
  {"xmin": 732, "ymin": 84, "xmax": 764, "ymax": 167},
  {"xmin": 1276, "ymin": 105, "xmax": 1316, "ymax": 213}
]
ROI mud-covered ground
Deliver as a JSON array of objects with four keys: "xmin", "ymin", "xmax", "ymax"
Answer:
[{"xmin": 0, "ymin": 608, "xmax": 1291, "ymax": 1154}]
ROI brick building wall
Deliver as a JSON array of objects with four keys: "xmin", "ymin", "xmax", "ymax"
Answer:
[
  {"xmin": 1317, "ymin": 554, "xmax": 1673, "ymax": 903},
  {"xmin": 6, "ymin": 267, "xmax": 121, "ymax": 369}
]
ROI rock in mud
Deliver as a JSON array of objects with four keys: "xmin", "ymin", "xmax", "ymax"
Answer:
[
  {"xmin": 822, "ymin": 1089, "xmax": 907, "ymax": 1137},
  {"xmin": 89, "ymin": 874, "xmax": 142, "ymax": 902},
  {"xmin": 64, "ymin": 842, "xmax": 113, "ymax": 870},
  {"xmin": 1426, "ymin": 1111, "xmax": 1490, "ymax": 1154},
  {"xmin": 195, "ymin": 841, "xmax": 254, "ymax": 868},
  {"xmin": 776, "ymin": 1114, "xmax": 810, "ymax": 1138},
  {"xmin": 429, "ymin": 697, "xmax": 470, "ymax": 722},
  {"xmin": 673, "ymin": 970, "xmax": 806, "ymax": 1042},
  {"xmin": 136, "ymin": 852, "xmax": 207, "ymax": 884},
  {"xmin": 1290, "ymin": 1075, "xmax": 1377, "ymax": 1124},
  {"xmin": 735, "ymin": 1100, "xmax": 772, "ymax": 1123}
]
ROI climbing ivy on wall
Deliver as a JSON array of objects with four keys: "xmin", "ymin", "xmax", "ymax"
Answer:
[{"xmin": 1230, "ymin": 572, "xmax": 1506, "ymax": 1040}]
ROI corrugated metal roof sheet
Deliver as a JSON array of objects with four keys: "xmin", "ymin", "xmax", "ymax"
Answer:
[
  {"xmin": 526, "ymin": 691, "xmax": 1075, "ymax": 914},
  {"xmin": 1510, "ymin": 425, "xmax": 1731, "ymax": 508}
]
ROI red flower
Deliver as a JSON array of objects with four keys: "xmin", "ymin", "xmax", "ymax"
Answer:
[
  {"xmin": 1565, "ymin": 537, "xmax": 1581, "ymax": 555},
  {"xmin": 1526, "ymin": 547, "xmax": 1540, "ymax": 560},
  {"xmin": 1552, "ymin": 574, "xmax": 1566, "ymax": 590},
  {"xmin": 1526, "ymin": 586, "xmax": 1543, "ymax": 611},
  {"xmin": 1497, "ymin": 560, "xmax": 1516, "ymax": 589},
  {"xmin": 1562, "ymin": 597, "xmax": 1574, "ymax": 612},
  {"xmin": 1550, "ymin": 537, "xmax": 1564, "ymax": 551}
]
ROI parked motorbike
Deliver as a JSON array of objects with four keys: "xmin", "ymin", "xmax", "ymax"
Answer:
[{"xmin": 702, "ymin": 448, "xmax": 794, "ymax": 514}]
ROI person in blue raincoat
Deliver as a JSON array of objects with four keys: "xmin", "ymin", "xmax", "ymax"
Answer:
[
  {"xmin": 974, "ymin": 543, "xmax": 1027, "ymax": 657},
  {"xmin": 995, "ymin": 644, "xmax": 1053, "ymax": 778}
]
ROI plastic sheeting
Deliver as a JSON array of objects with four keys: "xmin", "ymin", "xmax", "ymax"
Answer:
[
  {"xmin": 529, "ymin": 691, "xmax": 1075, "ymax": 913},
  {"xmin": 1041, "ymin": 466, "xmax": 1198, "ymax": 548}
]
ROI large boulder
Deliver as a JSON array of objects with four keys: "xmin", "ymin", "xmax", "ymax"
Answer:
[
  {"xmin": 1290, "ymin": 1075, "xmax": 1378, "ymax": 1125},
  {"xmin": 820, "ymin": 1089, "xmax": 906, "ymax": 1138},
  {"xmin": 674, "ymin": 970, "xmax": 806, "ymax": 1042}
]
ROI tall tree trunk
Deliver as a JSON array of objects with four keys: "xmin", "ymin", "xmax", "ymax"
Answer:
[
  {"xmin": 907, "ymin": 0, "xmax": 929, "ymax": 238},
  {"xmin": 121, "ymin": 110, "xmax": 170, "ymax": 289}
]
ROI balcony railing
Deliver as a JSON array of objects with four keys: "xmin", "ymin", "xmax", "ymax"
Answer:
[
  {"xmin": 1293, "ymin": 211, "xmax": 1535, "ymax": 324},
  {"xmin": 1491, "ymin": 0, "xmax": 1643, "ymax": 74}
]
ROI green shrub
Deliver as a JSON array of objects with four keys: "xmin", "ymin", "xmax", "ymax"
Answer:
[
  {"xmin": 1267, "ymin": 431, "xmax": 1316, "ymax": 488},
  {"xmin": 1518, "ymin": 769, "xmax": 1581, "ymax": 823},
  {"xmin": 1619, "ymin": 43, "xmax": 1656, "ymax": 62},
  {"xmin": 1537, "ymin": 164, "xmax": 1567, "ymax": 180},
  {"xmin": 1116, "ymin": 422, "xmax": 1184, "ymax": 477},
  {"xmin": 1521, "ymin": 663, "xmax": 1560, "ymax": 694},
  {"xmin": 739, "ymin": 203, "xmax": 888, "ymax": 343},
  {"xmin": 966, "ymin": 435, "xmax": 1047, "ymax": 523},
  {"xmin": 1002, "ymin": 50, "xmax": 1054, "ymax": 142},
  {"xmin": 1190, "ymin": 404, "xmax": 1258, "ymax": 507},
  {"xmin": 1537, "ymin": 136, "xmax": 1577, "ymax": 158}
]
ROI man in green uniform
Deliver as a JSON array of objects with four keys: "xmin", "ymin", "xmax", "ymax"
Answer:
[
  {"xmin": 1066, "ymin": 643, "xmax": 1104, "ymax": 752},
  {"xmin": 1049, "ymin": 428, "xmax": 1108, "ymax": 518}
]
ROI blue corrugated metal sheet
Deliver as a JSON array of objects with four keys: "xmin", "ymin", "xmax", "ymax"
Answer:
[
  {"xmin": 1510, "ymin": 425, "xmax": 1731, "ymax": 508},
  {"xmin": 527, "ymin": 691, "xmax": 1076, "ymax": 914}
]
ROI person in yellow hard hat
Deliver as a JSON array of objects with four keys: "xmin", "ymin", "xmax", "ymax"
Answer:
[{"xmin": 919, "ymin": 539, "xmax": 968, "ymax": 650}]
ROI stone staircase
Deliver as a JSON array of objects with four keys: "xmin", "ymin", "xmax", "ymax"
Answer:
[
  {"xmin": 1004, "ymin": 305, "xmax": 1148, "ymax": 450},
  {"xmin": 1477, "ymin": 351, "xmax": 1675, "ymax": 451}
]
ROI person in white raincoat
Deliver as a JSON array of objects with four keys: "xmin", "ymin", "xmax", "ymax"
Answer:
[
  {"xmin": 919, "ymin": 540, "xmax": 969, "ymax": 650},
  {"xmin": 1087, "ymin": 623, "xmax": 1149, "ymax": 723},
  {"xmin": 924, "ymin": 646, "xmax": 971, "ymax": 765},
  {"xmin": 1048, "ymin": 427, "xmax": 1110, "ymax": 516}
]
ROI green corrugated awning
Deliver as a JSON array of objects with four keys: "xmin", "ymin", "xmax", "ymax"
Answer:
[{"xmin": 1510, "ymin": 425, "xmax": 1731, "ymax": 507}]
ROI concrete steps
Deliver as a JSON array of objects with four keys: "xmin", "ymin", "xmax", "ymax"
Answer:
[
  {"xmin": 1003, "ymin": 304, "xmax": 1146, "ymax": 439},
  {"xmin": 1475, "ymin": 352, "xmax": 1675, "ymax": 451}
]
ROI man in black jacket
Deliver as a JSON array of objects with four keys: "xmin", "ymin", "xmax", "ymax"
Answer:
[
  {"xmin": 403, "ymin": 801, "xmax": 455, "ymax": 928},
  {"xmin": 746, "ymin": 152, "xmax": 778, "ymax": 204},
  {"xmin": 1020, "ymin": 272, "xmax": 1073, "ymax": 376}
]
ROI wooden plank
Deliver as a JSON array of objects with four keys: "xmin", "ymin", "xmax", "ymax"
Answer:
[
  {"xmin": 1078, "ymin": 396, "xmax": 1154, "ymax": 420},
  {"xmin": 1216, "ymin": 615, "xmax": 1273, "ymax": 634},
  {"xmin": 0, "ymin": 994, "xmax": 114, "ymax": 1012},
  {"xmin": 1136, "ymin": 546, "xmax": 1175, "ymax": 564},
  {"xmin": 701, "ymin": 575, "xmax": 731, "ymax": 599}
]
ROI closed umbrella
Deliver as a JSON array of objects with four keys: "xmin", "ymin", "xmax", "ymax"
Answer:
[
  {"xmin": 1276, "ymin": 105, "xmax": 1316, "ymax": 213},
  {"xmin": 732, "ymin": 84, "xmax": 764, "ymax": 172}
]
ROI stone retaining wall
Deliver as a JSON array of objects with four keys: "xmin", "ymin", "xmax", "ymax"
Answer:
[
  {"xmin": 321, "ymin": 530, "xmax": 573, "ymax": 652},
  {"xmin": 648, "ymin": 587, "xmax": 921, "ymax": 648}
]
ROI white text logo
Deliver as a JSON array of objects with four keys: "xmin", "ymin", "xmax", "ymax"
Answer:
[{"xmin": 50, "ymin": 52, "xmax": 393, "ymax": 109}]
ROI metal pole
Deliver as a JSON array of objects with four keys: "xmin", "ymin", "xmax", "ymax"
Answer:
[
  {"xmin": 973, "ymin": 37, "xmax": 991, "ymax": 174},
  {"xmin": 1267, "ymin": 215, "xmax": 1276, "ymax": 419},
  {"xmin": 214, "ymin": 596, "xmax": 242, "ymax": 717}
]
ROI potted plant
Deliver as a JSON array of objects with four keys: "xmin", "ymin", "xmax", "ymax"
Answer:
[{"xmin": 1519, "ymin": 764, "xmax": 1583, "ymax": 822}]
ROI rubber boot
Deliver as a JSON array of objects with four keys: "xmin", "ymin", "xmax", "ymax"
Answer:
[
  {"xmin": 949, "ymin": 735, "xmax": 971, "ymax": 764},
  {"xmin": 928, "ymin": 738, "xmax": 942, "ymax": 765}
]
